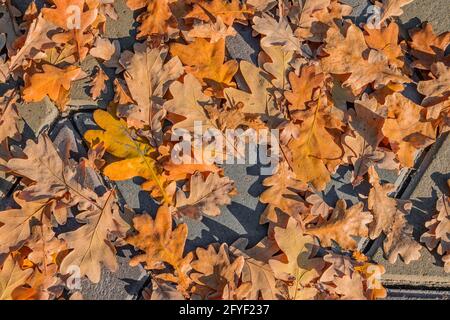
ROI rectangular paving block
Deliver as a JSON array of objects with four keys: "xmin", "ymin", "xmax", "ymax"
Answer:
[
  {"xmin": 370, "ymin": 133, "xmax": 450, "ymax": 288},
  {"xmin": 69, "ymin": 56, "xmax": 114, "ymax": 111},
  {"xmin": 16, "ymin": 97, "xmax": 59, "ymax": 139}
]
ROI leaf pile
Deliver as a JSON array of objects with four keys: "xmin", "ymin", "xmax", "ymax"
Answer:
[{"xmin": 0, "ymin": 0, "xmax": 449, "ymax": 300}]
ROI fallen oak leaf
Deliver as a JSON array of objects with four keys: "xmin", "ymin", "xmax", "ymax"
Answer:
[
  {"xmin": 378, "ymin": 0, "xmax": 414, "ymax": 25},
  {"xmin": 170, "ymin": 38, "xmax": 238, "ymax": 97},
  {"xmin": 89, "ymin": 66, "xmax": 109, "ymax": 101},
  {"xmin": 84, "ymin": 110, "xmax": 171, "ymax": 204},
  {"xmin": 286, "ymin": 97, "xmax": 343, "ymax": 190},
  {"xmin": 0, "ymin": 253, "xmax": 33, "ymax": 300},
  {"xmin": 163, "ymin": 73, "xmax": 215, "ymax": 131},
  {"xmin": 321, "ymin": 24, "xmax": 410, "ymax": 93},
  {"xmin": 190, "ymin": 243, "xmax": 250, "ymax": 300},
  {"xmin": 253, "ymin": 14, "xmax": 300, "ymax": 52},
  {"xmin": 8, "ymin": 13, "xmax": 55, "ymax": 72},
  {"xmin": 363, "ymin": 22, "xmax": 405, "ymax": 69},
  {"xmin": 269, "ymin": 218, "xmax": 324, "ymax": 300},
  {"xmin": 230, "ymin": 237, "xmax": 281, "ymax": 300},
  {"xmin": 259, "ymin": 161, "xmax": 309, "ymax": 224},
  {"xmin": 285, "ymin": 65, "xmax": 325, "ymax": 112},
  {"xmin": 223, "ymin": 60, "xmax": 281, "ymax": 122},
  {"xmin": 174, "ymin": 171, "xmax": 235, "ymax": 220},
  {"xmin": 381, "ymin": 93, "xmax": 436, "ymax": 168},
  {"xmin": 258, "ymin": 44, "xmax": 294, "ymax": 93},
  {"xmin": 306, "ymin": 200, "xmax": 373, "ymax": 251},
  {"xmin": 42, "ymin": 0, "xmax": 99, "ymax": 61},
  {"xmin": 89, "ymin": 37, "xmax": 116, "ymax": 61},
  {"xmin": 0, "ymin": 192, "xmax": 51, "ymax": 254},
  {"xmin": 120, "ymin": 43, "xmax": 183, "ymax": 129},
  {"xmin": 126, "ymin": 205, "xmax": 193, "ymax": 293},
  {"xmin": 6, "ymin": 134, "xmax": 97, "ymax": 222},
  {"xmin": 23, "ymin": 64, "xmax": 85, "ymax": 111},
  {"xmin": 188, "ymin": 17, "xmax": 236, "ymax": 43},
  {"xmin": 59, "ymin": 190, "xmax": 129, "ymax": 283},
  {"xmin": 420, "ymin": 180, "xmax": 450, "ymax": 272},
  {"xmin": 0, "ymin": 88, "xmax": 21, "ymax": 143},
  {"xmin": 126, "ymin": 0, "xmax": 173, "ymax": 38},
  {"xmin": 368, "ymin": 172, "xmax": 422, "ymax": 264},
  {"xmin": 185, "ymin": 0, "xmax": 252, "ymax": 26},
  {"xmin": 408, "ymin": 22, "xmax": 450, "ymax": 70},
  {"xmin": 417, "ymin": 62, "xmax": 450, "ymax": 106}
]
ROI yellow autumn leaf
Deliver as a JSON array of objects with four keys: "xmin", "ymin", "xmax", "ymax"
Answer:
[{"xmin": 84, "ymin": 109, "xmax": 171, "ymax": 203}]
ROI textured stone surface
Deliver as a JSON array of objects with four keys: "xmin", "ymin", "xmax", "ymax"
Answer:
[
  {"xmin": 400, "ymin": 0, "xmax": 450, "ymax": 34},
  {"xmin": 16, "ymin": 97, "xmax": 59, "ymax": 138},
  {"xmin": 370, "ymin": 133, "xmax": 450, "ymax": 288},
  {"xmin": 387, "ymin": 288, "xmax": 450, "ymax": 300},
  {"xmin": 69, "ymin": 56, "xmax": 114, "ymax": 111}
]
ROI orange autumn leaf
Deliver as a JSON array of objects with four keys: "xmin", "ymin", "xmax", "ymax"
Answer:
[
  {"xmin": 364, "ymin": 22, "xmax": 404, "ymax": 69},
  {"xmin": 185, "ymin": 0, "xmax": 253, "ymax": 26},
  {"xmin": 170, "ymin": 38, "xmax": 238, "ymax": 97},
  {"xmin": 23, "ymin": 64, "xmax": 83, "ymax": 110},
  {"xmin": 126, "ymin": 206, "xmax": 193, "ymax": 292},
  {"xmin": 126, "ymin": 0, "xmax": 173, "ymax": 38},
  {"xmin": 408, "ymin": 22, "xmax": 450, "ymax": 70},
  {"xmin": 285, "ymin": 65, "xmax": 325, "ymax": 112}
]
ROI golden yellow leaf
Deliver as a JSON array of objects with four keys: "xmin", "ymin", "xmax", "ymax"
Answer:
[{"xmin": 84, "ymin": 109, "xmax": 171, "ymax": 203}]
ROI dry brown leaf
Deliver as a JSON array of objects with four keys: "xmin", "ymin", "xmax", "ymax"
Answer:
[
  {"xmin": 188, "ymin": 17, "xmax": 236, "ymax": 43},
  {"xmin": 163, "ymin": 73, "xmax": 214, "ymax": 131},
  {"xmin": 90, "ymin": 37, "xmax": 116, "ymax": 61},
  {"xmin": 8, "ymin": 13, "xmax": 54, "ymax": 72},
  {"xmin": 170, "ymin": 38, "xmax": 238, "ymax": 97},
  {"xmin": 269, "ymin": 218, "xmax": 324, "ymax": 300},
  {"xmin": 306, "ymin": 200, "xmax": 373, "ymax": 251},
  {"xmin": 382, "ymin": 93, "xmax": 436, "ymax": 167},
  {"xmin": 174, "ymin": 172, "xmax": 235, "ymax": 220},
  {"xmin": 421, "ymin": 183, "xmax": 450, "ymax": 272},
  {"xmin": 0, "ymin": 89, "xmax": 21, "ymax": 143},
  {"xmin": 59, "ymin": 190, "xmax": 130, "ymax": 283},
  {"xmin": 42, "ymin": 0, "xmax": 99, "ymax": 60},
  {"xmin": 126, "ymin": 0, "xmax": 173, "ymax": 38},
  {"xmin": 126, "ymin": 206, "xmax": 193, "ymax": 292},
  {"xmin": 417, "ymin": 62, "xmax": 450, "ymax": 106},
  {"xmin": 0, "ymin": 192, "xmax": 51, "ymax": 254},
  {"xmin": 287, "ymin": 97, "xmax": 343, "ymax": 190},
  {"xmin": 185, "ymin": 0, "xmax": 252, "ymax": 26},
  {"xmin": 378, "ymin": 0, "xmax": 414, "ymax": 24},
  {"xmin": 260, "ymin": 161, "xmax": 309, "ymax": 224},
  {"xmin": 368, "ymin": 174, "xmax": 422, "ymax": 264},
  {"xmin": 408, "ymin": 22, "xmax": 450, "ymax": 70},
  {"xmin": 89, "ymin": 67, "xmax": 108, "ymax": 101},
  {"xmin": 259, "ymin": 44, "xmax": 294, "ymax": 92},
  {"xmin": 120, "ymin": 43, "xmax": 183, "ymax": 129},
  {"xmin": 23, "ymin": 64, "xmax": 84, "ymax": 111},
  {"xmin": 364, "ymin": 22, "xmax": 404, "ymax": 69},
  {"xmin": 0, "ymin": 253, "xmax": 33, "ymax": 300},
  {"xmin": 190, "ymin": 243, "xmax": 250, "ymax": 300},
  {"xmin": 321, "ymin": 25, "xmax": 410, "ymax": 92},
  {"xmin": 230, "ymin": 237, "xmax": 281, "ymax": 300},
  {"xmin": 224, "ymin": 60, "xmax": 281, "ymax": 122},
  {"xmin": 285, "ymin": 65, "xmax": 325, "ymax": 111},
  {"xmin": 253, "ymin": 14, "xmax": 300, "ymax": 52}
]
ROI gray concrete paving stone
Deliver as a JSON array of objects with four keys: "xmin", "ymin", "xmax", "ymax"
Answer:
[{"xmin": 371, "ymin": 133, "xmax": 450, "ymax": 288}]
